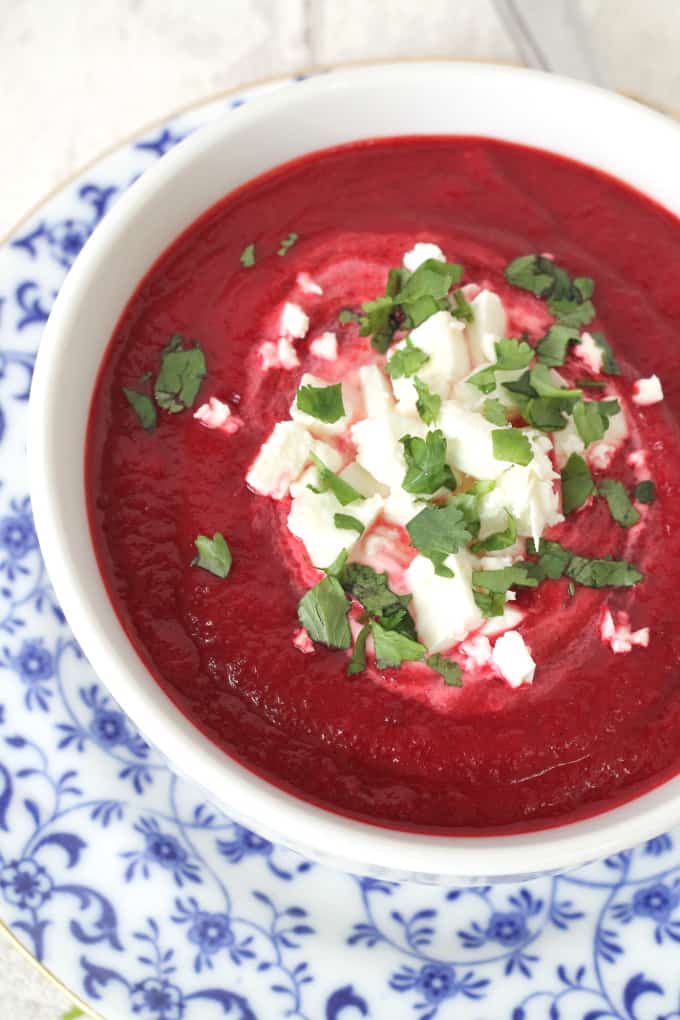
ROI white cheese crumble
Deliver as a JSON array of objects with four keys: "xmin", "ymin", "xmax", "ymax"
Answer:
[
  {"xmin": 465, "ymin": 289, "xmax": 507, "ymax": 366},
  {"xmin": 403, "ymin": 242, "xmax": 445, "ymax": 272},
  {"xmin": 246, "ymin": 421, "xmax": 313, "ymax": 499},
  {"xmin": 633, "ymin": 374, "xmax": 664, "ymax": 406},
  {"xmin": 574, "ymin": 331, "xmax": 603, "ymax": 374},
  {"xmin": 297, "ymin": 272, "xmax": 323, "ymax": 295},
  {"xmin": 391, "ymin": 310, "xmax": 470, "ymax": 415},
  {"xmin": 491, "ymin": 630, "xmax": 536, "ymax": 688},
  {"xmin": 310, "ymin": 331, "xmax": 338, "ymax": 360},
  {"xmin": 280, "ymin": 302, "xmax": 310, "ymax": 340},
  {"xmin": 600, "ymin": 609, "xmax": 650, "ymax": 654},
  {"xmin": 258, "ymin": 337, "xmax": 300, "ymax": 371},
  {"xmin": 405, "ymin": 551, "xmax": 483, "ymax": 653},
  {"xmin": 193, "ymin": 397, "xmax": 242, "ymax": 435}
]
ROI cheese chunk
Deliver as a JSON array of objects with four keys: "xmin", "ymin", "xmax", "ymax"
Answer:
[
  {"xmin": 479, "ymin": 434, "xmax": 562, "ymax": 547},
  {"xmin": 574, "ymin": 331, "xmax": 603, "ymax": 374},
  {"xmin": 391, "ymin": 311, "xmax": 470, "ymax": 416},
  {"xmin": 405, "ymin": 550, "xmax": 483, "ymax": 653},
  {"xmin": 403, "ymin": 242, "xmax": 445, "ymax": 272},
  {"xmin": 280, "ymin": 302, "xmax": 310, "ymax": 339},
  {"xmin": 359, "ymin": 364, "xmax": 394, "ymax": 419},
  {"xmin": 492, "ymin": 630, "xmax": 535, "ymax": 688},
  {"xmin": 247, "ymin": 422, "xmax": 312, "ymax": 499},
  {"xmin": 465, "ymin": 289, "xmax": 507, "ymax": 367},
  {"xmin": 351, "ymin": 413, "xmax": 425, "ymax": 491},
  {"xmin": 288, "ymin": 469, "xmax": 384, "ymax": 568},
  {"xmin": 310, "ymin": 331, "xmax": 338, "ymax": 360},
  {"xmin": 290, "ymin": 373, "xmax": 351, "ymax": 437},
  {"xmin": 439, "ymin": 402, "xmax": 510, "ymax": 480},
  {"xmin": 338, "ymin": 461, "xmax": 389, "ymax": 499},
  {"xmin": 633, "ymin": 375, "xmax": 664, "ymax": 406}
]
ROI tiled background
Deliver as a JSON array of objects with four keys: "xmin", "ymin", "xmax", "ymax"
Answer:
[{"xmin": 2, "ymin": 0, "xmax": 679, "ymax": 1015}]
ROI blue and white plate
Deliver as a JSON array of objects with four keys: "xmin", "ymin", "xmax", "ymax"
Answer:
[{"xmin": 1, "ymin": 75, "xmax": 680, "ymax": 1020}]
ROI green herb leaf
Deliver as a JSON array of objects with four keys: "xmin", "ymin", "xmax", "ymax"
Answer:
[
  {"xmin": 528, "ymin": 539, "xmax": 572, "ymax": 581},
  {"xmin": 572, "ymin": 399, "xmax": 606, "ymax": 445},
  {"xmin": 468, "ymin": 365, "xmax": 498, "ymax": 393},
  {"xmin": 576, "ymin": 378, "xmax": 606, "ymax": 389},
  {"xmin": 529, "ymin": 364, "xmax": 582, "ymax": 403},
  {"xmin": 154, "ymin": 335, "xmax": 207, "ymax": 413},
  {"xmin": 324, "ymin": 548, "xmax": 349, "ymax": 576},
  {"xmin": 297, "ymin": 575, "xmax": 351, "ymax": 649},
  {"xmin": 386, "ymin": 337, "xmax": 430, "ymax": 379},
  {"xmin": 590, "ymin": 330, "xmax": 621, "ymax": 375},
  {"xmin": 472, "ymin": 564, "xmax": 539, "ymax": 593},
  {"xmin": 334, "ymin": 513, "xmax": 365, "ymax": 535},
  {"xmin": 359, "ymin": 267, "xmax": 405, "ymax": 353},
  {"xmin": 446, "ymin": 480, "xmax": 496, "ymax": 539},
  {"xmin": 482, "ymin": 398, "xmax": 509, "ymax": 426},
  {"xmin": 471, "ymin": 511, "xmax": 517, "ymax": 552},
  {"xmin": 549, "ymin": 296, "xmax": 595, "ymax": 327},
  {"xmin": 634, "ymin": 480, "xmax": 656, "ymax": 504},
  {"xmin": 536, "ymin": 324, "xmax": 580, "ymax": 367},
  {"xmin": 347, "ymin": 624, "xmax": 370, "ymax": 676},
  {"xmin": 473, "ymin": 589, "xmax": 507, "ymax": 618},
  {"xmin": 310, "ymin": 453, "xmax": 363, "ymax": 506},
  {"xmin": 505, "ymin": 254, "xmax": 559, "ymax": 298},
  {"xmin": 427, "ymin": 653, "xmax": 463, "ymax": 686},
  {"xmin": 338, "ymin": 562, "xmax": 417, "ymax": 639},
  {"xmin": 123, "ymin": 388, "xmax": 157, "ymax": 431},
  {"xmin": 193, "ymin": 532, "xmax": 232, "ymax": 579},
  {"xmin": 491, "ymin": 428, "xmax": 533, "ymax": 466},
  {"xmin": 598, "ymin": 478, "xmax": 641, "ymax": 528},
  {"xmin": 394, "ymin": 259, "xmax": 463, "ymax": 307},
  {"xmin": 495, "ymin": 337, "xmax": 535, "ymax": 371},
  {"xmin": 525, "ymin": 397, "xmax": 568, "ymax": 432},
  {"xmin": 240, "ymin": 242, "xmax": 256, "ymax": 268},
  {"xmin": 338, "ymin": 308, "xmax": 361, "ymax": 324},
  {"xmin": 451, "ymin": 289, "xmax": 474, "ymax": 322},
  {"xmin": 401, "ymin": 430, "xmax": 457, "ymax": 494},
  {"xmin": 413, "ymin": 377, "xmax": 441, "ymax": 425},
  {"xmin": 277, "ymin": 232, "xmax": 299, "ymax": 256},
  {"xmin": 566, "ymin": 555, "xmax": 643, "ymax": 588},
  {"xmin": 406, "ymin": 502, "xmax": 473, "ymax": 571},
  {"xmin": 370, "ymin": 620, "xmax": 426, "ymax": 669},
  {"xmin": 561, "ymin": 453, "xmax": 595, "ymax": 515},
  {"xmin": 296, "ymin": 382, "xmax": 345, "ymax": 423}
]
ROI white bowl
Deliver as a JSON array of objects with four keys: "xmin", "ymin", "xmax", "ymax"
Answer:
[{"xmin": 29, "ymin": 62, "xmax": 680, "ymax": 883}]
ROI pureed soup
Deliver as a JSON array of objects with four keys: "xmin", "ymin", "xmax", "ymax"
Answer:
[{"xmin": 86, "ymin": 137, "xmax": 680, "ymax": 834}]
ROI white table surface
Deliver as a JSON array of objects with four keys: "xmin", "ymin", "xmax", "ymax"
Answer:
[{"xmin": 2, "ymin": 0, "xmax": 679, "ymax": 1015}]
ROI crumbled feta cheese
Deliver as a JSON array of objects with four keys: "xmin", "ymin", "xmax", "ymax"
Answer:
[
  {"xmin": 193, "ymin": 397, "xmax": 242, "ymax": 435},
  {"xmin": 459, "ymin": 634, "xmax": 492, "ymax": 668},
  {"xmin": 587, "ymin": 441, "xmax": 616, "ymax": 471},
  {"xmin": 405, "ymin": 551, "xmax": 483, "ymax": 653},
  {"xmin": 338, "ymin": 461, "xmax": 389, "ymax": 499},
  {"xmin": 480, "ymin": 606, "xmax": 525, "ymax": 638},
  {"xmin": 633, "ymin": 375, "xmax": 664, "ymax": 406},
  {"xmin": 290, "ymin": 373, "xmax": 351, "ymax": 437},
  {"xmin": 352, "ymin": 413, "xmax": 425, "ymax": 491},
  {"xmin": 465, "ymin": 290, "xmax": 507, "ymax": 367},
  {"xmin": 491, "ymin": 630, "xmax": 535, "ymax": 688},
  {"xmin": 439, "ymin": 402, "xmax": 512, "ymax": 480},
  {"xmin": 296, "ymin": 272, "xmax": 323, "ymax": 295},
  {"xmin": 280, "ymin": 302, "xmax": 310, "ymax": 340},
  {"xmin": 600, "ymin": 609, "xmax": 650, "ymax": 654},
  {"xmin": 403, "ymin": 242, "xmax": 445, "ymax": 273},
  {"xmin": 628, "ymin": 449, "xmax": 647, "ymax": 470},
  {"xmin": 258, "ymin": 337, "xmax": 300, "ymax": 371},
  {"xmin": 310, "ymin": 331, "xmax": 338, "ymax": 360},
  {"xmin": 293, "ymin": 628, "xmax": 315, "ymax": 653},
  {"xmin": 479, "ymin": 434, "xmax": 562, "ymax": 548},
  {"xmin": 309, "ymin": 439, "xmax": 344, "ymax": 474},
  {"xmin": 360, "ymin": 364, "xmax": 394, "ymax": 419},
  {"xmin": 246, "ymin": 421, "xmax": 312, "ymax": 499},
  {"xmin": 574, "ymin": 331, "xmax": 603, "ymax": 374},
  {"xmin": 391, "ymin": 311, "xmax": 470, "ymax": 416}
]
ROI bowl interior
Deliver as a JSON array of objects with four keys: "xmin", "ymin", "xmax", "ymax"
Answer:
[{"xmin": 29, "ymin": 62, "xmax": 680, "ymax": 881}]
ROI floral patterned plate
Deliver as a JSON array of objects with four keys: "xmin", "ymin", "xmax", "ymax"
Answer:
[{"xmin": 2, "ymin": 74, "xmax": 680, "ymax": 1020}]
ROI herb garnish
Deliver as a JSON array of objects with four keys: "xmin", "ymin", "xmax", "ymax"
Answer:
[
  {"xmin": 338, "ymin": 308, "xmax": 361, "ymax": 324},
  {"xmin": 482, "ymin": 398, "xmax": 509, "ymax": 426},
  {"xmin": 347, "ymin": 624, "xmax": 370, "ymax": 675},
  {"xmin": 572, "ymin": 398, "xmax": 619, "ymax": 445},
  {"xmin": 427, "ymin": 653, "xmax": 463, "ymax": 686},
  {"xmin": 385, "ymin": 337, "xmax": 429, "ymax": 379},
  {"xmin": 468, "ymin": 337, "xmax": 534, "ymax": 393},
  {"xmin": 406, "ymin": 502, "xmax": 473, "ymax": 576},
  {"xmin": 240, "ymin": 243, "xmax": 256, "ymax": 268},
  {"xmin": 334, "ymin": 513, "xmax": 365, "ymax": 535},
  {"xmin": 309, "ymin": 453, "xmax": 363, "ymax": 506},
  {"xmin": 491, "ymin": 428, "xmax": 533, "ymax": 466},
  {"xmin": 505, "ymin": 255, "xmax": 594, "ymax": 326},
  {"xmin": 451, "ymin": 289, "xmax": 474, "ymax": 322},
  {"xmin": 123, "ymin": 388, "xmax": 157, "ymax": 431},
  {"xmin": 561, "ymin": 453, "xmax": 595, "ymax": 514},
  {"xmin": 471, "ymin": 511, "xmax": 517, "ymax": 553},
  {"xmin": 598, "ymin": 479, "xmax": 641, "ymax": 528},
  {"xmin": 359, "ymin": 260, "xmax": 463, "ymax": 352},
  {"xmin": 297, "ymin": 575, "xmax": 352, "ymax": 649},
  {"xmin": 401, "ymin": 430, "xmax": 457, "ymax": 494},
  {"xmin": 296, "ymin": 381, "xmax": 345, "ymax": 423},
  {"xmin": 154, "ymin": 335, "xmax": 207, "ymax": 413},
  {"xmin": 529, "ymin": 539, "xmax": 643, "ymax": 588},
  {"xmin": 634, "ymin": 480, "xmax": 656, "ymax": 504},
  {"xmin": 590, "ymin": 330, "xmax": 621, "ymax": 375},
  {"xmin": 370, "ymin": 620, "xmax": 426, "ymax": 669},
  {"xmin": 193, "ymin": 532, "xmax": 232, "ymax": 579},
  {"xmin": 535, "ymin": 324, "xmax": 580, "ymax": 367},
  {"xmin": 277, "ymin": 232, "xmax": 299, "ymax": 256},
  {"xmin": 471, "ymin": 564, "xmax": 539, "ymax": 617},
  {"xmin": 413, "ymin": 377, "xmax": 441, "ymax": 425}
]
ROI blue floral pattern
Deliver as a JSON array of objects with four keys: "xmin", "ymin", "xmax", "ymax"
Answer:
[{"xmin": 1, "ymin": 74, "xmax": 680, "ymax": 1020}]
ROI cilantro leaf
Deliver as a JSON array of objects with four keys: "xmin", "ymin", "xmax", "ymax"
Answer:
[
  {"xmin": 427, "ymin": 653, "xmax": 463, "ymax": 686},
  {"xmin": 468, "ymin": 365, "xmax": 498, "ymax": 393},
  {"xmin": 548, "ymin": 296, "xmax": 595, "ymax": 327},
  {"xmin": 154, "ymin": 335, "xmax": 207, "ymax": 413},
  {"xmin": 347, "ymin": 624, "xmax": 370, "ymax": 676},
  {"xmin": 297, "ymin": 576, "xmax": 351, "ymax": 649},
  {"xmin": 123, "ymin": 388, "xmax": 157, "ymax": 431},
  {"xmin": 506, "ymin": 256, "xmax": 594, "ymax": 328},
  {"xmin": 561, "ymin": 453, "xmax": 595, "ymax": 514},
  {"xmin": 324, "ymin": 548, "xmax": 349, "ymax": 576},
  {"xmin": 527, "ymin": 539, "xmax": 572, "ymax": 580},
  {"xmin": 529, "ymin": 364, "xmax": 582, "ymax": 403},
  {"xmin": 394, "ymin": 259, "xmax": 463, "ymax": 307},
  {"xmin": 334, "ymin": 513, "xmax": 365, "ymax": 535},
  {"xmin": 406, "ymin": 502, "xmax": 473, "ymax": 572},
  {"xmin": 536, "ymin": 324, "xmax": 580, "ymax": 367},
  {"xmin": 309, "ymin": 453, "xmax": 363, "ymax": 506},
  {"xmin": 386, "ymin": 337, "xmax": 430, "ymax": 379},
  {"xmin": 492, "ymin": 428, "xmax": 533, "ymax": 466},
  {"xmin": 413, "ymin": 377, "xmax": 441, "ymax": 425},
  {"xmin": 277, "ymin": 232, "xmax": 298, "ymax": 256},
  {"xmin": 473, "ymin": 589, "xmax": 507, "ymax": 618},
  {"xmin": 495, "ymin": 337, "xmax": 535, "ymax": 370},
  {"xmin": 472, "ymin": 564, "xmax": 539, "ymax": 593},
  {"xmin": 590, "ymin": 330, "xmax": 621, "ymax": 375},
  {"xmin": 401, "ymin": 430, "xmax": 456, "ymax": 494},
  {"xmin": 566, "ymin": 555, "xmax": 643, "ymax": 588},
  {"xmin": 296, "ymin": 382, "xmax": 345, "ymax": 423},
  {"xmin": 451, "ymin": 289, "xmax": 474, "ymax": 322},
  {"xmin": 446, "ymin": 480, "xmax": 496, "ymax": 539},
  {"xmin": 193, "ymin": 532, "xmax": 232, "ymax": 579},
  {"xmin": 471, "ymin": 510, "xmax": 517, "ymax": 552},
  {"xmin": 598, "ymin": 478, "xmax": 641, "ymax": 528},
  {"xmin": 370, "ymin": 620, "xmax": 426, "ymax": 669},
  {"xmin": 359, "ymin": 268, "xmax": 405, "ymax": 352},
  {"xmin": 338, "ymin": 308, "xmax": 361, "ymax": 324},
  {"xmin": 240, "ymin": 242, "xmax": 256, "ymax": 268},
  {"xmin": 338, "ymin": 562, "xmax": 416, "ymax": 639},
  {"xmin": 572, "ymin": 398, "xmax": 620, "ymax": 446},
  {"xmin": 634, "ymin": 480, "xmax": 656, "ymax": 504},
  {"xmin": 482, "ymin": 398, "xmax": 508, "ymax": 425},
  {"xmin": 525, "ymin": 397, "xmax": 568, "ymax": 431},
  {"xmin": 505, "ymin": 254, "xmax": 558, "ymax": 298}
]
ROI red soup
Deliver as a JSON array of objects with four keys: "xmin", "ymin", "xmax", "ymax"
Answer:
[{"xmin": 86, "ymin": 137, "xmax": 680, "ymax": 834}]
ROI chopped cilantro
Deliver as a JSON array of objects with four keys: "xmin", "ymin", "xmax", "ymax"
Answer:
[
  {"xmin": 506, "ymin": 256, "xmax": 594, "ymax": 327},
  {"xmin": 297, "ymin": 575, "xmax": 351, "ymax": 649},
  {"xmin": 572, "ymin": 397, "xmax": 620, "ymax": 445},
  {"xmin": 468, "ymin": 365, "xmax": 498, "ymax": 393},
  {"xmin": 427, "ymin": 653, "xmax": 463, "ymax": 686},
  {"xmin": 413, "ymin": 377, "xmax": 441, "ymax": 425},
  {"xmin": 240, "ymin": 242, "xmax": 256, "ymax": 267},
  {"xmin": 491, "ymin": 428, "xmax": 533, "ymax": 466},
  {"xmin": 566, "ymin": 555, "xmax": 643, "ymax": 589},
  {"xmin": 339, "ymin": 562, "xmax": 417, "ymax": 640},
  {"xmin": 370, "ymin": 620, "xmax": 426, "ymax": 669},
  {"xmin": 473, "ymin": 589, "xmax": 507, "ymax": 617},
  {"xmin": 446, "ymin": 481, "xmax": 495, "ymax": 538},
  {"xmin": 598, "ymin": 479, "xmax": 641, "ymax": 528},
  {"xmin": 482, "ymin": 398, "xmax": 509, "ymax": 426},
  {"xmin": 525, "ymin": 397, "xmax": 568, "ymax": 432},
  {"xmin": 549, "ymin": 295, "xmax": 595, "ymax": 328},
  {"xmin": 529, "ymin": 364, "xmax": 582, "ymax": 403},
  {"xmin": 471, "ymin": 511, "xmax": 517, "ymax": 553},
  {"xmin": 561, "ymin": 453, "xmax": 595, "ymax": 514},
  {"xmin": 360, "ymin": 260, "xmax": 462, "ymax": 351},
  {"xmin": 451, "ymin": 289, "xmax": 474, "ymax": 322},
  {"xmin": 394, "ymin": 259, "xmax": 463, "ymax": 310},
  {"xmin": 338, "ymin": 308, "xmax": 361, "ymax": 324},
  {"xmin": 154, "ymin": 335, "xmax": 207, "ymax": 413},
  {"xmin": 536, "ymin": 324, "xmax": 580, "ymax": 367},
  {"xmin": 590, "ymin": 330, "xmax": 621, "ymax": 375},
  {"xmin": 495, "ymin": 336, "xmax": 535, "ymax": 370},
  {"xmin": 277, "ymin": 232, "xmax": 298, "ymax": 256},
  {"xmin": 359, "ymin": 268, "xmax": 403, "ymax": 353},
  {"xmin": 576, "ymin": 378, "xmax": 606, "ymax": 389},
  {"xmin": 634, "ymin": 480, "xmax": 656, "ymax": 504},
  {"xmin": 324, "ymin": 548, "xmax": 349, "ymax": 576},
  {"xmin": 401, "ymin": 429, "xmax": 456, "ymax": 495},
  {"xmin": 528, "ymin": 539, "xmax": 573, "ymax": 581},
  {"xmin": 505, "ymin": 254, "xmax": 559, "ymax": 298},
  {"xmin": 309, "ymin": 453, "xmax": 363, "ymax": 506},
  {"xmin": 193, "ymin": 532, "xmax": 232, "ymax": 579},
  {"xmin": 406, "ymin": 502, "xmax": 473, "ymax": 575},
  {"xmin": 296, "ymin": 381, "xmax": 345, "ymax": 423},
  {"xmin": 347, "ymin": 624, "xmax": 370, "ymax": 675},
  {"xmin": 334, "ymin": 513, "xmax": 365, "ymax": 535},
  {"xmin": 472, "ymin": 564, "xmax": 539, "ymax": 593},
  {"xmin": 385, "ymin": 337, "xmax": 429, "ymax": 379},
  {"xmin": 123, "ymin": 388, "xmax": 157, "ymax": 431}
]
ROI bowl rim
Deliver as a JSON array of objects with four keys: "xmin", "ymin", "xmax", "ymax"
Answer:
[{"xmin": 28, "ymin": 60, "xmax": 680, "ymax": 880}]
